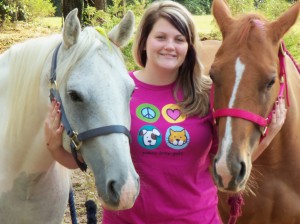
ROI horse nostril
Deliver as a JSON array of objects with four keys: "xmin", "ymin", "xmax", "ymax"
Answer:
[
  {"xmin": 237, "ymin": 161, "xmax": 246, "ymax": 183},
  {"xmin": 107, "ymin": 180, "xmax": 120, "ymax": 205}
]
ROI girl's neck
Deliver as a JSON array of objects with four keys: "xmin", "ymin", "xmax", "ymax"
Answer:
[{"xmin": 135, "ymin": 65, "xmax": 178, "ymax": 86}]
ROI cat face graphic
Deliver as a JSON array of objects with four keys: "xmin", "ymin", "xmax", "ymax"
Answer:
[{"xmin": 168, "ymin": 129, "xmax": 187, "ymax": 146}]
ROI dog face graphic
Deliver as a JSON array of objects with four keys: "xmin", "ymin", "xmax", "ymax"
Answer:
[{"xmin": 139, "ymin": 128, "xmax": 161, "ymax": 146}]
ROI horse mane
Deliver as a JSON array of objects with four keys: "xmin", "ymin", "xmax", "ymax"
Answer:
[
  {"xmin": 5, "ymin": 27, "xmax": 108, "ymax": 147},
  {"xmin": 235, "ymin": 14, "xmax": 268, "ymax": 46}
]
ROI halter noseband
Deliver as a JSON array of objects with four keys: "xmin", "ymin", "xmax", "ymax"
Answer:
[
  {"xmin": 49, "ymin": 43, "xmax": 131, "ymax": 172},
  {"xmin": 211, "ymin": 42, "xmax": 289, "ymax": 139}
]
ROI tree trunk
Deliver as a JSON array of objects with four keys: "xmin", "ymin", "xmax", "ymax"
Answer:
[
  {"xmin": 62, "ymin": 0, "xmax": 83, "ymax": 23},
  {"xmin": 94, "ymin": 0, "xmax": 106, "ymax": 10},
  {"xmin": 122, "ymin": 0, "xmax": 126, "ymax": 15}
]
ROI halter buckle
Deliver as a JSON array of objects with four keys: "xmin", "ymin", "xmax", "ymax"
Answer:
[
  {"xmin": 49, "ymin": 80, "xmax": 58, "ymax": 90},
  {"xmin": 71, "ymin": 131, "xmax": 82, "ymax": 151}
]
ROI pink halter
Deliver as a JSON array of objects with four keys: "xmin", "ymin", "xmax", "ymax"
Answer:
[{"xmin": 210, "ymin": 42, "xmax": 289, "ymax": 138}]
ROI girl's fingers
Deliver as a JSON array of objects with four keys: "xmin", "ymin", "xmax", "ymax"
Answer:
[
  {"xmin": 52, "ymin": 109, "xmax": 62, "ymax": 129},
  {"xmin": 57, "ymin": 124, "xmax": 64, "ymax": 134},
  {"xmin": 271, "ymin": 97, "xmax": 287, "ymax": 125},
  {"xmin": 275, "ymin": 100, "xmax": 280, "ymax": 120},
  {"xmin": 279, "ymin": 97, "xmax": 285, "ymax": 112},
  {"xmin": 271, "ymin": 110, "xmax": 276, "ymax": 124},
  {"xmin": 278, "ymin": 97, "xmax": 287, "ymax": 123},
  {"xmin": 51, "ymin": 102, "xmax": 60, "ymax": 121}
]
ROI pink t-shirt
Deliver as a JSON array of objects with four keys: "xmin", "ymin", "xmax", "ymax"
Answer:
[{"xmin": 103, "ymin": 72, "xmax": 221, "ymax": 224}]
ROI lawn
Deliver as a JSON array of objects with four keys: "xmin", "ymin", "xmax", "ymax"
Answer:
[{"xmin": 193, "ymin": 15, "xmax": 215, "ymax": 34}]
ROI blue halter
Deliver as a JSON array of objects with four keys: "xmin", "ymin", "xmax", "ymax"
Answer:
[{"xmin": 49, "ymin": 43, "xmax": 131, "ymax": 171}]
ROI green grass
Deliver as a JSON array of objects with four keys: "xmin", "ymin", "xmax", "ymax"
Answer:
[
  {"xmin": 33, "ymin": 16, "xmax": 62, "ymax": 30},
  {"xmin": 193, "ymin": 15, "xmax": 215, "ymax": 34}
]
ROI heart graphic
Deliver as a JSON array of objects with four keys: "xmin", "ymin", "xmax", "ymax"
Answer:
[{"xmin": 166, "ymin": 109, "xmax": 181, "ymax": 121}]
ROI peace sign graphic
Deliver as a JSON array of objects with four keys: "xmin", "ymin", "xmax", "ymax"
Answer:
[{"xmin": 136, "ymin": 104, "xmax": 160, "ymax": 123}]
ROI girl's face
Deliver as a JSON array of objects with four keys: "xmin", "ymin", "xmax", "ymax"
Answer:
[{"xmin": 145, "ymin": 18, "xmax": 189, "ymax": 72}]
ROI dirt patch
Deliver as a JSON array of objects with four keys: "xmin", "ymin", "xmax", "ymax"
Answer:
[{"xmin": 64, "ymin": 170, "xmax": 103, "ymax": 224}]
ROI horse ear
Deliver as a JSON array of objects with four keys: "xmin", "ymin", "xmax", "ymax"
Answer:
[
  {"xmin": 212, "ymin": 0, "xmax": 233, "ymax": 39},
  {"xmin": 62, "ymin": 8, "xmax": 81, "ymax": 50},
  {"xmin": 268, "ymin": 2, "xmax": 300, "ymax": 44},
  {"xmin": 108, "ymin": 10, "xmax": 135, "ymax": 48}
]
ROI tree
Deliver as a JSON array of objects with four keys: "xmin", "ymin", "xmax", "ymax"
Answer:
[
  {"xmin": 62, "ymin": 0, "xmax": 83, "ymax": 22},
  {"xmin": 94, "ymin": 0, "xmax": 106, "ymax": 10},
  {"xmin": 227, "ymin": 0, "xmax": 255, "ymax": 15},
  {"xmin": 51, "ymin": 0, "xmax": 62, "ymax": 16}
]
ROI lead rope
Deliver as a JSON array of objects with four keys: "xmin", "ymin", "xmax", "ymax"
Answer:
[
  {"xmin": 68, "ymin": 176, "xmax": 98, "ymax": 224},
  {"xmin": 69, "ymin": 188, "xmax": 78, "ymax": 224},
  {"xmin": 227, "ymin": 193, "xmax": 244, "ymax": 224},
  {"xmin": 85, "ymin": 200, "xmax": 97, "ymax": 224}
]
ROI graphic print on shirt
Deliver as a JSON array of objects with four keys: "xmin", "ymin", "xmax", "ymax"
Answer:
[
  {"xmin": 138, "ymin": 125, "xmax": 162, "ymax": 150},
  {"xmin": 166, "ymin": 126, "xmax": 190, "ymax": 150},
  {"xmin": 162, "ymin": 104, "xmax": 186, "ymax": 123},
  {"xmin": 136, "ymin": 103, "xmax": 160, "ymax": 123}
]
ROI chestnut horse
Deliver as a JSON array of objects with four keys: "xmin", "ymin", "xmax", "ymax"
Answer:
[{"xmin": 208, "ymin": 0, "xmax": 300, "ymax": 223}]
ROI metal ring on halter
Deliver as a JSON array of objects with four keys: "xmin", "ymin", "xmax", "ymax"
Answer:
[
  {"xmin": 49, "ymin": 80, "xmax": 58, "ymax": 90},
  {"xmin": 70, "ymin": 131, "xmax": 82, "ymax": 151}
]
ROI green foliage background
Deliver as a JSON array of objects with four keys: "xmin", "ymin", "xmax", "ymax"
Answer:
[
  {"xmin": 0, "ymin": 0, "xmax": 54, "ymax": 26},
  {"xmin": 0, "ymin": 0, "xmax": 299, "ymax": 66}
]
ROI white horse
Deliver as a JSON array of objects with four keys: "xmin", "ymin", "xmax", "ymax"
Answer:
[{"xmin": 0, "ymin": 9, "xmax": 139, "ymax": 224}]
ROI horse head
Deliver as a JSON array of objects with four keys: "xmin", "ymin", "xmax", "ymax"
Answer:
[
  {"xmin": 210, "ymin": 0, "xmax": 300, "ymax": 192},
  {"xmin": 43, "ymin": 9, "xmax": 139, "ymax": 210}
]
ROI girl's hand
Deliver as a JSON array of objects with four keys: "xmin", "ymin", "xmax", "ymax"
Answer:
[
  {"xmin": 268, "ymin": 96, "xmax": 287, "ymax": 137},
  {"xmin": 44, "ymin": 100, "xmax": 64, "ymax": 153},
  {"xmin": 252, "ymin": 97, "xmax": 287, "ymax": 161},
  {"xmin": 44, "ymin": 99, "xmax": 79, "ymax": 169}
]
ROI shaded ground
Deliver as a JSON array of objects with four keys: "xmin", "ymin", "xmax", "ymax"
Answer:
[{"xmin": 0, "ymin": 19, "xmax": 103, "ymax": 224}]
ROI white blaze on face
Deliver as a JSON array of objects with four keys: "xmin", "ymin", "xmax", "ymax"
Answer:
[{"xmin": 216, "ymin": 57, "xmax": 245, "ymax": 188}]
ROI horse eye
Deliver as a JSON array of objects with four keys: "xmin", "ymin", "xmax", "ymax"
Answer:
[
  {"xmin": 68, "ymin": 90, "xmax": 82, "ymax": 102},
  {"xmin": 266, "ymin": 78, "xmax": 275, "ymax": 90}
]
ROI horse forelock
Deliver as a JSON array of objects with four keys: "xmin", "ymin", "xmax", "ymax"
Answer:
[
  {"xmin": 56, "ymin": 27, "xmax": 100, "ymax": 85},
  {"xmin": 56, "ymin": 27, "xmax": 123, "ymax": 86},
  {"xmin": 235, "ymin": 14, "xmax": 268, "ymax": 47}
]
